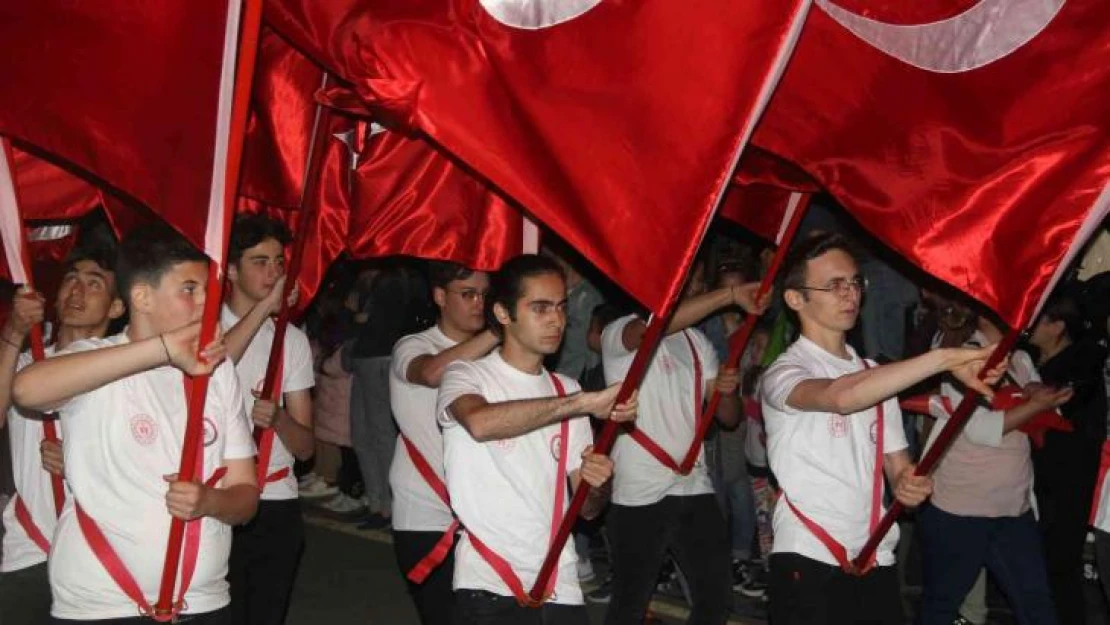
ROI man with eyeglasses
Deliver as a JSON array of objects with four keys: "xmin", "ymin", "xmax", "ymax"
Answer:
[
  {"xmin": 388, "ymin": 261, "xmax": 498, "ymax": 625},
  {"xmin": 761, "ymin": 232, "xmax": 1005, "ymax": 625}
]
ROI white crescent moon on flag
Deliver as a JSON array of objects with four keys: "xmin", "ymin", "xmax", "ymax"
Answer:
[
  {"xmin": 479, "ymin": 0, "xmax": 603, "ymax": 30},
  {"xmin": 814, "ymin": 0, "xmax": 1066, "ymax": 73}
]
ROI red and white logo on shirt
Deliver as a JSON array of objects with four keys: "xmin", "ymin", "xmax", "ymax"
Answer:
[
  {"xmin": 827, "ymin": 414, "xmax": 849, "ymax": 438},
  {"xmin": 203, "ymin": 417, "xmax": 219, "ymax": 447},
  {"xmin": 549, "ymin": 432, "xmax": 563, "ymax": 460},
  {"xmin": 130, "ymin": 414, "xmax": 158, "ymax": 445}
]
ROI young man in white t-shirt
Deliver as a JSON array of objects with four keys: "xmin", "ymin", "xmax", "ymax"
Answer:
[
  {"xmin": 390, "ymin": 261, "xmax": 498, "ymax": 625},
  {"xmin": 760, "ymin": 232, "xmax": 1003, "ymax": 625},
  {"xmin": 13, "ymin": 224, "xmax": 258, "ymax": 624},
  {"xmin": 0, "ymin": 240, "xmax": 126, "ymax": 625},
  {"xmin": 219, "ymin": 215, "xmax": 315, "ymax": 625},
  {"xmin": 601, "ymin": 259, "xmax": 764, "ymax": 625},
  {"xmin": 436, "ymin": 254, "xmax": 637, "ymax": 625}
]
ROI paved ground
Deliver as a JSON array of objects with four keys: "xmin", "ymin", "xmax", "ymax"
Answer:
[{"xmin": 290, "ymin": 512, "xmax": 766, "ymax": 625}]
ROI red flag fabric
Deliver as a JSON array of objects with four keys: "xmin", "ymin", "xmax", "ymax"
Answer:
[
  {"xmin": 753, "ymin": 0, "xmax": 1110, "ymax": 326},
  {"xmin": 266, "ymin": 0, "xmax": 811, "ymax": 312},
  {"xmin": 9, "ymin": 147, "xmax": 102, "ymax": 223},
  {"xmin": 0, "ymin": 0, "xmax": 236, "ymax": 250}
]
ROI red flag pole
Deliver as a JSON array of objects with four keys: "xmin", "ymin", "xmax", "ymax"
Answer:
[
  {"xmin": 0, "ymin": 138, "xmax": 65, "ymax": 518},
  {"xmin": 154, "ymin": 0, "xmax": 264, "ymax": 617},
  {"xmin": 253, "ymin": 74, "xmax": 332, "ymax": 484},
  {"xmin": 677, "ymin": 193, "xmax": 810, "ymax": 473},
  {"xmin": 850, "ymin": 327, "xmax": 1021, "ymax": 571}
]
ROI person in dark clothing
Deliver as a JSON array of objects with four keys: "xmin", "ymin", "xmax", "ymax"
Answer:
[
  {"xmin": 1029, "ymin": 290, "xmax": 1109, "ymax": 625},
  {"xmin": 349, "ymin": 262, "xmax": 432, "ymax": 527}
]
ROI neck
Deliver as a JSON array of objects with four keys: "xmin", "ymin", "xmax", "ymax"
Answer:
[
  {"xmin": 800, "ymin": 322, "xmax": 850, "ymax": 360},
  {"xmin": 1038, "ymin": 337, "xmax": 1071, "ymax": 365},
  {"xmin": 226, "ymin": 288, "xmax": 258, "ymax": 319},
  {"xmin": 500, "ymin": 338, "xmax": 545, "ymax": 375},
  {"xmin": 126, "ymin": 316, "xmax": 157, "ymax": 342},
  {"xmin": 437, "ymin": 318, "xmax": 477, "ymax": 344},
  {"xmin": 55, "ymin": 324, "xmax": 108, "ymax": 350}
]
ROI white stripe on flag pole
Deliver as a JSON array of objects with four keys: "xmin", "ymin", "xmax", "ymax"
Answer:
[
  {"xmin": 1029, "ymin": 182, "xmax": 1110, "ymax": 320},
  {"xmin": 203, "ymin": 0, "xmax": 245, "ymax": 269},
  {"xmin": 522, "ymin": 215, "xmax": 540, "ymax": 254},
  {"xmin": 775, "ymin": 192, "xmax": 804, "ymax": 245},
  {"xmin": 0, "ymin": 139, "xmax": 30, "ymax": 285}
]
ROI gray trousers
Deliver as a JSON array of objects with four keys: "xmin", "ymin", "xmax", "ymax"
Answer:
[{"xmin": 350, "ymin": 356, "xmax": 397, "ymax": 515}]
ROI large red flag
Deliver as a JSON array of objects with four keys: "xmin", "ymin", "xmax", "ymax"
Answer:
[
  {"xmin": 0, "ymin": 1, "xmax": 236, "ymax": 250},
  {"xmin": 754, "ymin": 0, "xmax": 1110, "ymax": 326},
  {"xmin": 266, "ymin": 0, "xmax": 811, "ymax": 313}
]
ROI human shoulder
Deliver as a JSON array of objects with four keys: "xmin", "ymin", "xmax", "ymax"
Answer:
[{"xmin": 601, "ymin": 314, "xmax": 638, "ymax": 356}]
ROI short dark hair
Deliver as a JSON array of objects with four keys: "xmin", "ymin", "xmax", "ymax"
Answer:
[
  {"xmin": 1041, "ymin": 289, "xmax": 1091, "ymax": 343},
  {"xmin": 227, "ymin": 214, "xmax": 291, "ymax": 265},
  {"xmin": 778, "ymin": 232, "xmax": 859, "ymax": 297},
  {"xmin": 116, "ymin": 224, "xmax": 207, "ymax": 305},
  {"xmin": 64, "ymin": 233, "xmax": 118, "ymax": 293},
  {"xmin": 485, "ymin": 254, "xmax": 565, "ymax": 337},
  {"xmin": 428, "ymin": 261, "xmax": 475, "ymax": 290}
]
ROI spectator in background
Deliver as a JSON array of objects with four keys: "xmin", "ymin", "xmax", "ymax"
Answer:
[
  {"xmin": 544, "ymin": 242, "xmax": 605, "ymax": 382},
  {"xmin": 350, "ymin": 261, "xmax": 432, "ymax": 528}
]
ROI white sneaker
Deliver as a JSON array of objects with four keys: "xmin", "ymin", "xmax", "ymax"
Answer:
[
  {"xmin": 299, "ymin": 474, "xmax": 338, "ymax": 499},
  {"xmin": 321, "ymin": 493, "xmax": 366, "ymax": 514}
]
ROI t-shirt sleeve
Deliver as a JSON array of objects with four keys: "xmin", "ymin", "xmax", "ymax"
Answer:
[
  {"xmin": 601, "ymin": 315, "xmax": 637, "ymax": 385},
  {"xmin": 880, "ymin": 396, "xmax": 909, "ymax": 453},
  {"xmin": 217, "ymin": 363, "xmax": 256, "ymax": 460},
  {"xmin": 391, "ymin": 334, "xmax": 430, "ymax": 383},
  {"xmin": 760, "ymin": 357, "xmax": 812, "ymax": 414},
  {"xmin": 436, "ymin": 361, "xmax": 483, "ymax": 429},
  {"xmin": 939, "ymin": 382, "xmax": 1004, "ymax": 447},
  {"xmin": 283, "ymin": 328, "xmax": 315, "ymax": 394},
  {"xmin": 557, "ymin": 376, "xmax": 592, "ymax": 474}
]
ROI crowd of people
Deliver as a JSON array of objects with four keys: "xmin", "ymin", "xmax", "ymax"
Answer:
[{"xmin": 0, "ymin": 205, "xmax": 1108, "ymax": 625}]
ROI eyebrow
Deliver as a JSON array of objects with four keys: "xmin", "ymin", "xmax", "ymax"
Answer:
[{"xmin": 528, "ymin": 298, "xmax": 568, "ymax": 306}]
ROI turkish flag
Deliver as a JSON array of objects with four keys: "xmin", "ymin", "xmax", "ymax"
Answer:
[
  {"xmin": 754, "ymin": 0, "xmax": 1110, "ymax": 326},
  {"xmin": 266, "ymin": 0, "xmax": 810, "ymax": 313},
  {"xmin": 720, "ymin": 148, "xmax": 819, "ymax": 243},
  {"xmin": 0, "ymin": 0, "xmax": 239, "ymax": 252}
]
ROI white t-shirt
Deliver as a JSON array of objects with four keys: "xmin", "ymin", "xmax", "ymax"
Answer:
[
  {"xmin": 436, "ymin": 351, "xmax": 592, "ymax": 605},
  {"xmin": 221, "ymin": 306, "xmax": 315, "ymax": 501},
  {"xmin": 2, "ymin": 347, "xmax": 61, "ymax": 572},
  {"xmin": 49, "ymin": 333, "xmax": 255, "ymax": 619},
  {"xmin": 601, "ymin": 315, "xmax": 719, "ymax": 506},
  {"xmin": 761, "ymin": 336, "xmax": 908, "ymax": 567},
  {"xmin": 389, "ymin": 326, "xmax": 457, "ymax": 532}
]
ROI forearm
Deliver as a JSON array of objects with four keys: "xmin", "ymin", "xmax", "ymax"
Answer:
[
  {"xmin": 411, "ymin": 330, "xmax": 499, "ymax": 387},
  {"xmin": 666, "ymin": 288, "xmax": 732, "ymax": 334},
  {"xmin": 580, "ymin": 485, "xmax": 609, "ymax": 520},
  {"xmin": 716, "ymin": 392, "xmax": 742, "ymax": 429},
  {"xmin": 825, "ymin": 350, "xmax": 954, "ymax": 415},
  {"xmin": 883, "ymin": 449, "xmax": 913, "ymax": 483},
  {"xmin": 224, "ymin": 304, "xmax": 270, "ymax": 364},
  {"xmin": 273, "ymin": 409, "xmax": 315, "ymax": 460},
  {"xmin": 203, "ymin": 484, "xmax": 260, "ymax": 525},
  {"xmin": 460, "ymin": 393, "xmax": 591, "ymax": 442},
  {"xmin": 0, "ymin": 329, "xmax": 25, "ymax": 427},
  {"xmin": 14, "ymin": 337, "xmax": 167, "ymax": 411},
  {"xmin": 1002, "ymin": 401, "xmax": 1046, "ymax": 434}
]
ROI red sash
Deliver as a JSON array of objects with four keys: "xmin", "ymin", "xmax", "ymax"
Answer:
[
  {"xmin": 782, "ymin": 360, "xmax": 885, "ymax": 576},
  {"xmin": 466, "ymin": 373, "xmax": 571, "ymax": 607},
  {"xmin": 13, "ymin": 494, "xmax": 51, "ymax": 554},
  {"xmin": 254, "ymin": 350, "xmax": 290, "ymax": 486},
  {"xmin": 76, "ymin": 458, "xmax": 228, "ymax": 621},
  {"xmin": 626, "ymin": 331, "xmax": 704, "ymax": 474},
  {"xmin": 1090, "ymin": 440, "xmax": 1110, "ymax": 525},
  {"xmin": 400, "ymin": 434, "xmax": 461, "ymax": 584}
]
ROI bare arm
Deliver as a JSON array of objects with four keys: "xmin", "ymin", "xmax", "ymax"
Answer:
[
  {"xmin": 223, "ymin": 276, "xmax": 294, "ymax": 364},
  {"xmin": 0, "ymin": 289, "xmax": 44, "ymax": 427},
  {"xmin": 273, "ymin": 389, "xmax": 314, "ymax": 461},
  {"xmin": 13, "ymin": 322, "xmax": 226, "ymax": 412},
  {"xmin": 621, "ymin": 284, "xmax": 765, "ymax": 351},
  {"xmin": 785, "ymin": 345, "xmax": 1004, "ymax": 416},
  {"xmin": 1001, "ymin": 384, "xmax": 1074, "ymax": 434},
  {"xmin": 571, "ymin": 446, "xmax": 615, "ymax": 520},
  {"xmin": 447, "ymin": 384, "xmax": 637, "ymax": 443},
  {"xmin": 165, "ymin": 457, "xmax": 260, "ymax": 524},
  {"xmin": 407, "ymin": 330, "xmax": 499, "ymax": 388}
]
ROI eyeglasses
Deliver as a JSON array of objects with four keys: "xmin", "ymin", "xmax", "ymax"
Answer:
[
  {"xmin": 447, "ymin": 288, "xmax": 488, "ymax": 303},
  {"xmin": 797, "ymin": 276, "xmax": 868, "ymax": 297}
]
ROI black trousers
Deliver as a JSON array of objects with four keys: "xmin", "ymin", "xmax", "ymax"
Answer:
[
  {"xmin": 0, "ymin": 562, "xmax": 51, "ymax": 625},
  {"xmin": 394, "ymin": 530, "xmax": 457, "ymax": 625},
  {"xmin": 228, "ymin": 499, "xmax": 305, "ymax": 625},
  {"xmin": 453, "ymin": 590, "xmax": 588, "ymax": 625},
  {"xmin": 769, "ymin": 553, "xmax": 903, "ymax": 625},
  {"xmin": 50, "ymin": 607, "xmax": 229, "ymax": 625},
  {"xmin": 605, "ymin": 494, "xmax": 730, "ymax": 625}
]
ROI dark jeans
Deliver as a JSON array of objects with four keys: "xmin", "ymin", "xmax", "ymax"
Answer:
[
  {"xmin": 918, "ymin": 504, "xmax": 1056, "ymax": 625},
  {"xmin": 229, "ymin": 499, "xmax": 305, "ymax": 625},
  {"xmin": 1096, "ymin": 529, "xmax": 1110, "ymax": 610},
  {"xmin": 50, "ymin": 607, "xmax": 229, "ymax": 625},
  {"xmin": 605, "ymin": 494, "xmax": 730, "ymax": 625},
  {"xmin": 1, "ymin": 562, "xmax": 51, "ymax": 625},
  {"xmin": 453, "ymin": 590, "xmax": 588, "ymax": 625},
  {"xmin": 394, "ymin": 530, "xmax": 457, "ymax": 625},
  {"xmin": 769, "ymin": 553, "xmax": 903, "ymax": 625}
]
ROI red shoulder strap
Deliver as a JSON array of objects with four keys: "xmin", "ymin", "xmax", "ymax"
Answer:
[
  {"xmin": 254, "ymin": 346, "xmax": 287, "ymax": 486},
  {"xmin": 627, "ymin": 330, "xmax": 703, "ymax": 474},
  {"xmin": 13, "ymin": 494, "xmax": 51, "ymax": 554},
  {"xmin": 400, "ymin": 433, "xmax": 460, "ymax": 584}
]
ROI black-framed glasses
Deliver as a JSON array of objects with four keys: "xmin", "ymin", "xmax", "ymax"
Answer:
[
  {"xmin": 797, "ymin": 276, "xmax": 868, "ymax": 297},
  {"xmin": 447, "ymin": 288, "xmax": 488, "ymax": 303}
]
